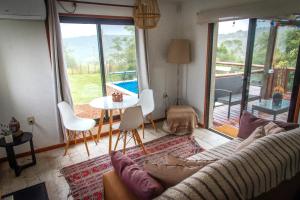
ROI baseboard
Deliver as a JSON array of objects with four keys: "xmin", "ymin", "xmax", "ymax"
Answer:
[
  {"xmin": 0, "ymin": 130, "xmax": 117, "ymax": 163},
  {"xmin": 0, "ymin": 117, "xmax": 166, "ymax": 163}
]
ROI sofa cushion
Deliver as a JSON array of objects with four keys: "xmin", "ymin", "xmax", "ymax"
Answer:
[
  {"xmin": 237, "ymin": 111, "xmax": 298, "ymax": 139},
  {"xmin": 111, "ymin": 151, "xmax": 164, "ymax": 200},
  {"xmin": 236, "ymin": 122, "xmax": 285, "ymax": 151},
  {"xmin": 166, "ymin": 154, "xmax": 217, "ymax": 167},
  {"xmin": 144, "ymin": 161, "xmax": 202, "ymax": 187}
]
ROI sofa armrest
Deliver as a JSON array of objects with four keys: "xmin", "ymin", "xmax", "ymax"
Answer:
[{"xmin": 103, "ymin": 170, "xmax": 138, "ymax": 200}]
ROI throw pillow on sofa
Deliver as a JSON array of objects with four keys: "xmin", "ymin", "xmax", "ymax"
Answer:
[
  {"xmin": 110, "ymin": 151, "xmax": 164, "ymax": 200},
  {"xmin": 144, "ymin": 161, "xmax": 202, "ymax": 187},
  {"xmin": 166, "ymin": 153, "xmax": 218, "ymax": 167},
  {"xmin": 237, "ymin": 111, "xmax": 298, "ymax": 139},
  {"xmin": 236, "ymin": 122, "xmax": 285, "ymax": 151}
]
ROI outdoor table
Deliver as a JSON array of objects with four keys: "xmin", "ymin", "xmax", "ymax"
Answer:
[
  {"xmin": 89, "ymin": 95, "xmax": 138, "ymax": 153},
  {"xmin": 251, "ymin": 99, "xmax": 290, "ymax": 121}
]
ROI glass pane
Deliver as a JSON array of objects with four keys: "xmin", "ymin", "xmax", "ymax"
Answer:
[
  {"xmin": 249, "ymin": 22, "xmax": 300, "ymax": 122},
  {"xmin": 246, "ymin": 20, "xmax": 271, "ymax": 118},
  {"xmin": 61, "ymin": 23, "xmax": 103, "ymax": 119},
  {"xmin": 101, "ymin": 25, "xmax": 139, "ymax": 116},
  {"xmin": 212, "ymin": 19, "xmax": 249, "ymax": 137}
]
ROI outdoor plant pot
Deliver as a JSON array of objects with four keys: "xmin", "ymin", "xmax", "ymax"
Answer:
[{"xmin": 4, "ymin": 134, "xmax": 13, "ymax": 144}]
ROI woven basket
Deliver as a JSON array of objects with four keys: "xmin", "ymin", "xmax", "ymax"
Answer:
[{"xmin": 134, "ymin": 0, "xmax": 161, "ymax": 29}]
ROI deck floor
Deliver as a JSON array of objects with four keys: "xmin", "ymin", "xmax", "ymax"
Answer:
[
  {"xmin": 212, "ymin": 86, "xmax": 290, "ymax": 137},
  {"xmin": 212, "ymin": 100, "xmax": 289, "ymax": 129}
]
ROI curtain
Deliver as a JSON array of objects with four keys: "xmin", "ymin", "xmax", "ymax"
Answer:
[
  {"xmin": 135, "ymin": 29, "xmax": 150, "ymax": 92},
  {"xmin": 47, "ymin": 0, "xmax": 73, "ymax": 141}
]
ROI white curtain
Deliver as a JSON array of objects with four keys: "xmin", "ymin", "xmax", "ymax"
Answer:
[
  {"xmin": 47, "ymin": 0, "xmax": 73, "ymax": 141},
  {"xmin": 135, "ymin": 29, "xmax": 150, "ymax": 92}
]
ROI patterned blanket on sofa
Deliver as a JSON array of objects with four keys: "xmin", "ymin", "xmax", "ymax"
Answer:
[{"xmin": 155, "ymin": 128, "xmax": 300, "ymax": 200}]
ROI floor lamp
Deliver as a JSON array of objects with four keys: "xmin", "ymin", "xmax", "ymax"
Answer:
[{"xmin": 167, "ymin": 39, "xmax": 191, "ymax": 104}]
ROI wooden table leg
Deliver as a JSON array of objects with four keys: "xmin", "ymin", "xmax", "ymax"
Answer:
[
  {"xmin": 109, "ymin": 109, "xmax": 113, "ymax": 154},
  {"xmin": 97, "ymin": 110, "xmax": 105, "ymax": 142}
]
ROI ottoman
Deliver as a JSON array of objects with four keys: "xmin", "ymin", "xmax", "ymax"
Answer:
[{"xmin": 163, "ymin": 105, "xmax": 199, "ymax": 135}]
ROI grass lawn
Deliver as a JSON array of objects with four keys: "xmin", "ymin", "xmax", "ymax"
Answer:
[{"xmin": 68, "ymin": 73, "xmax": 103, "ymax": 105}]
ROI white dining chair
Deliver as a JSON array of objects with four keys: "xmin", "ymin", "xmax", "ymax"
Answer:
[
  {"xmin": 57, "ymin": 101, "xmax": 97, "ymax": 156},
  {"xmin": 113, "ymin": 106, "xmax": 147, "ymax": 154},
  {"xmin": 137, "ymin": 89, "xmax": 157, "ymax": 138}
]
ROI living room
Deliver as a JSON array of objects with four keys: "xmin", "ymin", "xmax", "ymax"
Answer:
[{"xmin": 0, "ymin": 0, "xmax": 300, "ymax": 199}]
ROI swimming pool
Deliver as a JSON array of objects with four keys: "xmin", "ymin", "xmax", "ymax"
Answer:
[{"xmin": 114, "ymin": 80, "xmax": 139, "ymax": 94}]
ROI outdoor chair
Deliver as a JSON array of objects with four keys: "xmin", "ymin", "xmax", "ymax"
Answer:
[{"xmin": 214, "ymin": 75, "xmax": 261, "ymax": 118}]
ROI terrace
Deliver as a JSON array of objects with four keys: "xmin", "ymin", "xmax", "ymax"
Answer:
[{"xmin": 212, "ymin": 61, "xmax": 294, "ymax": 137}]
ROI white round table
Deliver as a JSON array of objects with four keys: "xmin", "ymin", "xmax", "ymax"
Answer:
[{"xmin": 89, "ymin": 95, "xmax": 138, "ymax": 153}]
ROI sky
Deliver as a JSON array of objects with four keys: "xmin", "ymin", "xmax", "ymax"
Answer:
[
  {"xmin": 60, "ymin": 23, "xmax": 132, "ymax": 38},
  {"xmin": 218, "ymin": 19, "xmax": 249, "ymax": 34}
]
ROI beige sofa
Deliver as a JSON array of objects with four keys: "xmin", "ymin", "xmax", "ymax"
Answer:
[{"xmin": 103, "ymin": 128, "xmax": 300, "ymax": 200}]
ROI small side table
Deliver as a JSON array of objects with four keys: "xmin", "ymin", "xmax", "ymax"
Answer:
[{"xmin": 0, "ymin": 132, "xmax": 36, "ymax": 176}]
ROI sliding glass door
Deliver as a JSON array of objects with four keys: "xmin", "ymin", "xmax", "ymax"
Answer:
[
  {"xmin": 208, "ymin": 17, "xmax": 300, "ymax": 138},
  {"xmin": 246, "ymin": 21, "xmax": 300, "ymax": 122},
  {"xmin": 60, "ymin": 18, "xmax": 139, "ymax": 119},
  {"xmin": 211, "ymin": 19, "xmax": 249, "ymax": 137}
]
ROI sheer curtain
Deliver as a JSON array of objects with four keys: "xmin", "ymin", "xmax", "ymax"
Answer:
[
  {"xmin": 47, "ymin": 0, "xmax": 73, "ymax": 141},
  {"xmin": 136, "ymin": 29, "xmax": 150, "ymax": 92}
]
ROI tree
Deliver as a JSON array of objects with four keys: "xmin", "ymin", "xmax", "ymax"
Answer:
[
  {"xmin": 108, "ymin": 26, "xmax": 137, "ymax": 74},
  {"xmin": 216, "ymin": 39, "xmax": 243, "ymax": 62},
  {"xmin": 273, "ymin": 28, "xmax": 300, "ymax": 68},
  {"xmin": 253, "ymin": 31, "xmax": 269, "ymax": 65},
  {"xmin": 63, "ymin": 45, "xmax": 78, "ymax": 74}
]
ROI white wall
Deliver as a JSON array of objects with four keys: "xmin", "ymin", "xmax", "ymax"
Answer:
[
  {"xmin": 0, "ymin": 0, "xmax": 179, "ymax": 157},
  {"xmin": 0, "ymin": 20, "xmax": 60, "ymax": 157},
  {"xmin": 179, "ymin": 1, "xmax": 210, "ymax": 124},
  {"xmin": 147, "ymin": 1, "xmax": 179, "ymax": 118}
]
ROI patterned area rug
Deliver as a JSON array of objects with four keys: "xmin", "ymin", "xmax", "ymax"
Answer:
[{"xmin": 60, "ymin": 134, "xmax": 204, "ymax": 200}]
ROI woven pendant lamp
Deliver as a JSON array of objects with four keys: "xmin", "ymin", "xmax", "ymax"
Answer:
[{"xmin": 134, "ymin": 0, "xmax": 161, "ymax": 29}]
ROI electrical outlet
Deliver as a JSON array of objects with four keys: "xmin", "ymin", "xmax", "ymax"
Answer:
[{"xmin": 27, "ymin": 117, "xmax": 35, "ymax": 125}]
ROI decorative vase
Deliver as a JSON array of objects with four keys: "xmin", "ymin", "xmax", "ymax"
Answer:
[
  {"xmin": 9, "ymin": 117, "xmax": 20, "ymax": 132},
  {"xmin": 4, "ymin": 134, "xmax": 13, "ymax": 144},
  {"xmin": 272, "ymin": 92, "xmax": 283, "ymax": 106}
]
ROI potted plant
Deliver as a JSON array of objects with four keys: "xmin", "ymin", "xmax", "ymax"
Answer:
[
  {"xmin": 1, "ymin": 124, "xmax": 14, "ymax": 144},
  {"xmin": 272, "ymin": 86, "xmax": 284, "ymax": 106}
]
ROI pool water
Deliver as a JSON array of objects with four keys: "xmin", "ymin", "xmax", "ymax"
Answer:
[{"xmin": 115, "ymin": 80, "xmax": 139, "ymax": 94}]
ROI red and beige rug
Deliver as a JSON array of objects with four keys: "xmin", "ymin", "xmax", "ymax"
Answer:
[{"xmin": 60, "ymin": 134, "xmax": 204, "ymax": 200}]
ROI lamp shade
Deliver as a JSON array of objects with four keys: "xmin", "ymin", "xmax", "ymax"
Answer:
[{"xmin": 167, "ymin": 39, "xmax": 191, "ymax": 64}]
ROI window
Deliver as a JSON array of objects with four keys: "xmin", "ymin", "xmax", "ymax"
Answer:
[{"xmin": 60, "ymin": 17, "xmax": 139, "ymax": 119}]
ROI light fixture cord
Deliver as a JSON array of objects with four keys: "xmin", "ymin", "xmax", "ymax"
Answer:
[{"xmin": 57, "ymin": 1, "xmax": 77, "ymax": 14}]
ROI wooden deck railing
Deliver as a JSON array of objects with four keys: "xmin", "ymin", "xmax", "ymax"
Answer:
[{"xmin": 215, "ymin": 61, "xmax": 296, "ymax": 92}]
